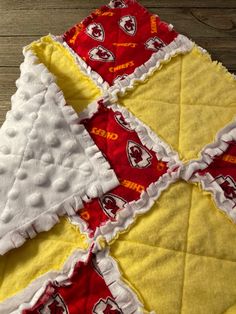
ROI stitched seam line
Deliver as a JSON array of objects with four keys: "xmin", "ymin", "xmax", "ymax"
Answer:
[
  {"xmin": 177, "ymin": 55, "xmax": 183, "ymax": 152},
  {"xmin": 180, "ymin": 185, "xmax": 193, "ymax": 314},
  {"xmin": 118, "ymin": 239, "xmax": 236, "ymax": 263}
]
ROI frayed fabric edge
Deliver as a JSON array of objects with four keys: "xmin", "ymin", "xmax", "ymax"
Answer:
[
  {"xmin": 51, "ymin": 34, "xmax": 194, "ymax": 100},
  {"xmin": 109, "ymin": 34, "xmax": 194, "ymax": 100},
  {"xmin": 0, "ymin": 48, "xmax": 119, "ymax": 256},
  {"xmin": 1, "ymin": 249, "xmax": 147, "ymax": 314},
  {"xmin": 69, "ymin": 97, "xmax": 182, "ymax": 249},
  {"xmin": 181, "ymin": 120, "xmax": 236, "ymax": 222}
]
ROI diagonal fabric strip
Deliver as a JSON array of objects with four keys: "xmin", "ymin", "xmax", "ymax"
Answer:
[
  {"xmin": 0, "ymin": 248, "xmax": 146, "ymax": 314},
  {"xmin": 182, "ymin": 120, "xmax": 236, "ymax": 222},
  {"xmin": 0, "ymin": 48, "xmax": 119, "ymax": 255},
  {"xmin": 68, "ymin": 97, "xmax": 181, "ymax": 249}
]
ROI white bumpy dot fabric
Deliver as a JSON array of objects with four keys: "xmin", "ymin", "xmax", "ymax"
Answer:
[{"xmin": 0, "ymin": 48, "xmax": 119, "ymax": 255}]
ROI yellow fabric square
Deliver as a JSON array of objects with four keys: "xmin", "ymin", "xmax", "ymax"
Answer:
[
  {"xmin": 181, "ymin": 254, "xmax": 236, "ymax": 314},
  {"xmin": 187, "ymin": 185, "xmax": 236, "ymax": 261},
  {"xmin": 118, "ymin": 55, "xmax": 181, "ymax": 153},
  {"xmin": 30, "ymin": 36, "xmax": 101, "ymax": 113},
  {"xmin": 181, "ymin": 48, "xmax": 236, "ymax": 109},
  {"xmin": 179, "ymin": 104, "xmax": 236, "ymax": 160},
  {"xmin": 119, "ymin": 46, "xmax": 236, "ymax": 161},
  {"xmin": 0, "ymin": 219, "xmax": 88, "ymax": 301},
  {"xmin": 111, "ymin": 240, "xmax": 185, "ymax": 313},
  {"xmin": 113, "ymin": 181, "xmax": 192, "ymax": 253}
]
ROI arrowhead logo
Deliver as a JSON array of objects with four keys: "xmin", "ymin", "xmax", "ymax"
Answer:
[
  {"xmin": 108, "ymin": 0, "xmax": 127, "ymax": 9},
  {"xmin": 119, "ymin": 16, "xmax": 137, "ymax": 36},
  {"xmin": 93, "ymin": 297, "xmax": 123, "ymax": 314},
  {"xmin": 99, "ymin": 193, "xmax": 127, "ymax": 219},
  {"xmin": 39, "ymin": 294, "xmax": 68, "ymax": 314},
  {"xmin": 215, "ymin": 175, "xmax": 236, "ymax": 200},
  {"xmin": 86, "ymin": 23, "xmax": 105, "ymax": 42},
  {"xmin": 114, "ymin": 112, "xmax": 133, "ymax": 131},
  {"xmin": 89, "ymin": 46, "xmax": 115, "ymax": 62},
  {"xmin": 127, "ymin": 140, "xmax": 153, "ymax": 169},
  {"xmin": 145, "ymin": 37, "xmax": 165, "ymax": 51}
]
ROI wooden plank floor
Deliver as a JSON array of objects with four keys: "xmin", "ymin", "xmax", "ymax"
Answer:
[{"xmin": 0, "ymin": 0, "xmax": 236, "ymax": 125}]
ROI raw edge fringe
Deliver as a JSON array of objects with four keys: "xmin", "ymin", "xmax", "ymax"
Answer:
[
  {"xmin": 51, "ymin": 34, "xmax": 194, "ymax": 101},
  {"xmin": 0, "ymin": 48, "xmax": 119, "ymax": 256},
  {"xmin": 0, "ymin": 249, "xmax": 89, "ymax": 314},
  {"xmin": 181, "ymin": 120, "xmax": 236, "ymax": 222},
  {"xmin": 69, "ymin": 97, "xmax": 182, "ymax": 249},
  {"xmin": 96, "ymin": 249, "xmax": 145, "ymax": 314},
  {"xmin": 50, "ymin": 34, "xmax": 110, "ymax": 93},
  {"xmin": 1, "ymin": 249, "xmax": 146, "ymax": 314},
  {"xmin": 109, "ymin": 34, "xmax": 194, "ymax": 100},
  {"xmin": 196, "ymin": 45, "xmax": 236, "ymax": 82}
]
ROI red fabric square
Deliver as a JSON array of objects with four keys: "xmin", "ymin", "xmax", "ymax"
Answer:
[
  {"xmin": 72, "ymin": 100, "xmax": 179, "ymax": 240},
  {"xmin": 182, "ymin": 123, "xmax": 236, "ymax": 220},
  {"xmin": 23, "ymin": 254, "xmax": 122, "ymax": 314},
  {"xmin": 63, "ymin": 0, "xmax": 178, "ymax": 85},
  {"xmin": 199, "ymin": 142, "xmax": 236, "ymax": 205}
]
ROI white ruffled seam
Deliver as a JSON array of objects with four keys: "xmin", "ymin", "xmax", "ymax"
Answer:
[
  {"xmin": 109, "ymin": 34, "xmax": 194, "ymax": 100},
  {"xmin": 0, "ymin": 49, "xmax": 119, "ymax": 255},
  {"xmin": 193, "ymin": 173, "xmax": 236, "ymax": 221},
  {"xmin": 1, "ymin": 249, "xmax": 146, "ymax": 314},
  {"xmin": 181, "ymin": 120, "xmax": 236, "ymax": 221},
  {"xmin": 50, "ymin": 34, "xmax": 194, "ymax": 99},
  {"xmin": 0, "ymin": 249, "xmax": 89, "ymax": 314},
  {"xmin": 69, "ymin": 97, "xmax": 182, "ymax": 247},
  {"xmin": 50, "ymin": 34, "xmax": 110, "ymax": 93},
  {"xmin": 96, "ymin": 249, "xmax": 145, "ymax": 314}
]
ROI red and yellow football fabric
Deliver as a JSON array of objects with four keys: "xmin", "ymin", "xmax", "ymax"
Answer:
[{"xmin": 63, "ymin": 0, "xmax": 178, "ymax": 86}]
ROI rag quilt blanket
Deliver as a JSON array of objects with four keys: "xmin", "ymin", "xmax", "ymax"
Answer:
[{"xmin": 1, "ymin": 0, "xmax": 236, "ymax": 313}]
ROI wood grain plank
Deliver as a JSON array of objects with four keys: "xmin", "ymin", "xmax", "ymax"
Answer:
[
  {"xmin": 0, "ymin": 0, "xmax": 236, "ymax": 9},
  {"xmin": 0, "ymin": 9, "xmax": 235, "ymax": 38},
  {"xmin": 0, "ymin": 68, "xmax": 18, "ymax": 100},
  {"xmin": 195, "ymin": 38, "xmax": 236, "ymax": 70},
  {"xmin": 0, "ymin": 101, "xmax": 10, "ymax": 126},
  {"xmin": 0, "ymin": 68, "xmax": 18, "ymax": 126},
  {"xmin": 0, "ymin": 37, "xmax": 37, "ymax": 67}
]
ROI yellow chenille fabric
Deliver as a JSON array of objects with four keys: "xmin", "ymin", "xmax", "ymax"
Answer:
[
  {"xmin": 111, "ymin": 46, "xmax": 236, "ymax": 314},
  {"xmin": 0, "ymin": 218, "xmax": 88, "ymax": 301},
  {"xmin": 2, "ymin": 37, "xmax": 236, "ymax": 314},
  {"xmin": 30, "ymin": 35, "xmax": 101, "ymax": 113},
  {"xmin": 117, "ymin": 46, "xmax": 236, "ymax": 162}
]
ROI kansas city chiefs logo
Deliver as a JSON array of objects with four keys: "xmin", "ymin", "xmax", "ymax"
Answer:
[
  {"xmin": 89, "ymin": 46, "xmax": 115, "ymax": 62},
  {"xmin": 119, "ymin": 16, "xmax": 137, "ymax": 36},
  {"xmin": 99, "ymin": 193, "xmax": 127, "ymax": 219},
  {"xmin": 93, "ymin": 297, "xmax": 123, "ymax": 314},
  {"xmin": 215, "ymin": 175, "xmax": 236, "ymax": 200},
  {"xmin": 86, "ymin": 23, "xmax": 105, "ymax": 42},
  {"xmin": 108, "ymin": 0, "xmax": 127, "ymax": 8},
  {"xmin": 145, "ymin": 37, "xmax": 165, "ymax": 51},
  {"xmin": 127, "ymin": 140, "xmax": 153, "ymax": 168},
  {"xmin": 114, "ymin": 112, "xmax": 133, "ymax": 131},
  {"xmin": 39, "ymin": 294, "xmax": 68, "ymax": 314}
]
